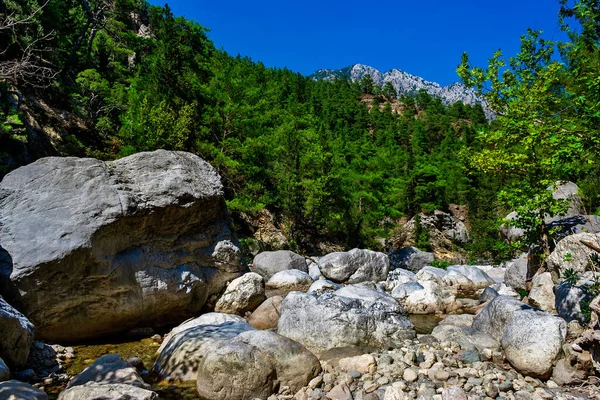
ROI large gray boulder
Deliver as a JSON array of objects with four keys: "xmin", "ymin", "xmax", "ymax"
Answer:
[
  {"xmin": 445, "ymin": 265, "xmax": 495, "ymax": 289},
  {"xmin": 555, "ymin": 273, "xmax": 599, "ymax": 324},
  {"xmin": 385, "ymin": 268, "xmax": 417, "ymax": 291},
  {"xmin": 0, "ymin": 151, "xmax": 244, "ymax": 342},
  {"xmin": 318, "ymin": 248, "xmax": 389, "ymax": 283},
  {"xmin": 277, "ymin": 291, "xmax": 415, "ymax": 354},
  {"xmin": 473, "ymin": 296, "xmax": 567, "ymax": 378},
  {"xmin": 0, "ymin": 380, "xmax": 48, "ymax": 399},
  {"xmin": 196, "ymin": 330, "xmax": 321, "ymax": 400},
  {"xmin": 0, "ymin": 296, "xmax": 34, "ymax": 368},
  {"xmin": 388, "ymin": 247, "xmax": 434, "ymax": 273},
  {"xmin": 547, "ymin": 232, "xmax": 600, "ymax": 282},
  {"xmin": 214, "ymin": 272, "xmax": 265, "ymax": 315},
  {"xmin": 152, "ymin": 320, "xmax": 254, "ymax": 381},
  {"xmin": 251, "ymin": 250, "xmax": 307, "ymax": 280},
  {"xmin": 265, "ymin": 269, "xmax": 313, "ymax": 290}
]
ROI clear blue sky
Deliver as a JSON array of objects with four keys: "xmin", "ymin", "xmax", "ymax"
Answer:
[{"xmin": 150, "ymin": 0, "xmax": 569, "ymax": 86}]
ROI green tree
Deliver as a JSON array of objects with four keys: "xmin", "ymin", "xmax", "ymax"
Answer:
[{"xmin": 457, "ymin": 19, "xmax": 596, "ymax": 271}]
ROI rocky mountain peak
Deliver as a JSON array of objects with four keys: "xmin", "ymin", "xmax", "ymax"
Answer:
[{"xmin": 310, "ymin": 64, "xmax": 494, "ymax": 120}]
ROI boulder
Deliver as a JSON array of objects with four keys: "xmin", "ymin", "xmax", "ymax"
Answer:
[
  {"xmin": 247, "ymin": 296, "xmax": 282, "ymax": 330},
  {"xmin": 547, "ymin": 181, "xmax": 584, "ymax": 217},
  {"xmin": 0, "ymin": 380, "xmax": 48, "ymax": 399},
  {"xmin": 251, "ymin": 250, "xmax": 307, "ymax": 280},
  {"xmin": 266, "ymin": 269, "xmax": 313, "ymax": 290},
  {"xmin": 478, "ymin": 287, "xmax": 499, "ymax": 304},
  {"xmin": 445, "ymin": 265, "xmax": 495, "ymax": 289},
  {"xmin": 334, "ymin": 283, "xmax": 398, "ymax": 308},
  {"xmin": 472, "ymin": 296, "xmax": 567, "ymax": 378},
  {"xmin": 547, "ymin": 232, "xmax": 600, "ymax": 282},
  {"xmin": 489, "ymin": 282, "xmax": 520, "ymax": 298},
  {"xmin": 474, "ymin": 265, "xmax": 506, "ymax": 283},
  {"xmin": 0, "ymin": 151, "xmax": 244, "ymax": 342},
  {"xmin": 58, "ymin": 383, "xmax": 158, "ymax": 400},
  {"xmin": 500, "ymin": 211, "xmax": 526, "ymax": 244},
  {"xmin": 504, "ymin": 253, "xmax": 534, "ymax": 291},
  {"xmin": 66, "ymin": 354, "xmax": 149, "ymax": 389},
  {"xmin": 214, "ymin": 272, "xmax": 265, "ymax": 315},
  {"xmin": 196, "ymin": 330, "xmax": 320, "ymax": 400},
  {"xmin": 401, "ymin": 281, "xmax": 458, "ymax": 314},
  {"xmin": 307, "ymin": 279, "xmax": 341, "ymax": 294},
  {"xmin": 338, "ymin": 354, "xmax": 376, "ymax": 374},
  {"xmin": 162, "ymin": 312, "xmax": 246, "ymax": 342},
  {"xmin": 404, "ymin": 211, "xmax": 470, "ymax": 247},
  {"xmin": 415, "ymin": 266, "xmax": 448, "ymax": 284},
  {"xmin": 527, "ymin": 272, "xmax": 556, "ymax": 312},
  {"xmin": 0, "ymin": 358, "xmax": 9, "ymax": 382},
  {"xmin": 152, "ymin": 321, "xmax": 254, "ymax": 381},
  {"xmin": 196, "ymin": 340, "xmax": 275, "ymax": 400},
  {"xmin": 391, "ymin": 282, "xmax": 424, "ymax": 299},
  {"xmin": 502, "ymin": 309, "xmax": 567, "ymax": 378},
  {"xmin": 307, "ymin": 259, "xmax": 323, "ymax": 281},
  {"xmin": 318, "ymin": 248, "xmax": 389, "ymax": 283},
  {"xmin": 547, "ymin": 215, "xmax": 600, "ymax": 244},
  {"xmin": 277, "ymin": 291, "xmax": 415, "ymax": 354},
  {"xmin": 233, "ymin": 330, "xmax": 321, "ymax": 393},
  {"xmin": 385, "ymin": 268, "xmax": 417, "ymax": 291},
  {"xmin": 0, "ymin": 296, "xmax": 34, "ymax": 368},
  {"xmin": 555, "ymin": 274, "xmax": 598, "ymax": 324},
  {"xmin": 388, "ymin": 247, "xmax": 434, "ymax": 273}
]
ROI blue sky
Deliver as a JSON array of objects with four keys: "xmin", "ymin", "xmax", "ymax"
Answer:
[{"xmin": 150, "ymin": 1, "xmax": 569, "ymax": 86}]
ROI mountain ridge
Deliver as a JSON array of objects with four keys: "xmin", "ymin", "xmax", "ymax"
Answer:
[{"xmin": 310, "ymin": 64, "xmax": 494, "ymax": 120}]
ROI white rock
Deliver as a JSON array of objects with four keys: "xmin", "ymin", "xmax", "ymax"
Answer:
[{"xmin": 215, "ymin": 272, "xmax": 265, "ymax": 315}]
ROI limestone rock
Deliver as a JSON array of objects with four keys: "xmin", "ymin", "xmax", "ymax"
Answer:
[
  {"xmin": 247, "ymin": 296, "xmax": 282, "ymax": 330},
  {"xmin": 162, "ymin": 312, "xmax": 246, "ymax": 344},
  {"xmin": 445, "ymin": 265, "xmax": 495, "ymax": 289},
  {"xmin": 478, "ymin": 287, "xmax": 499, "ymax": 304},
  {"xmin": 232, "ymin": 330, "xmax": 321, "ymax": 393},
  {"xmin": 265, "ymin": 269, "xmax": 313, "ymax": 290},
  {"xmin": 439, "ymin": 314, "xmax": 475, "ymax": 328},
  {"xmin": 334, "ymin": 283, "xmax": 398, "ymax": 309},
  {"xmin": 527, "ymin": 272, "xmax": 556, "ymax": 313},
  {"xmin": 505, "ymin": 253, "xmax": 534, "ymax": 291},
  {"xmin": 555, "ymin": 275, "xmax": 598, "ymax": 324},
  {"xmin": 318, "ymin": 248, "xmax": 389, "ymax": 284},
  {"xmin": 251, "ymin": 250, "xmax": 307, "ymax": 280},
  {"xmin": 152, "ymin": 321, "xmax": 254, "ymax": 381},
  {"xmin": 0, "ymin": 150, "xmax": 243, "ymax": 342},
  {"xmin": 196, "ymin": 330, "xmax": 320, "ymax": 400},
  {"xmin": 472, "ymin": 296, "xmax": 567, "ymax": 378},
  {"xmin": 196, "ymin": 341, "xmax": 275, "ymax": 400},
  {"xmin": 214, "ymin": 272, "xmax": 265, "ymax": 315},
  {"xmin": 66, "ymin": 354, "xmax": 149, "ymax": 389},
  {"xmin": 338, "ymin": 354, "xmax": 376, "ymax": 374},
  {"xmin": 390, "ymin": 282, "xmax": 424, "ymax": 300},
  {"xmin": 307, "ymin": 279, "xmax": 341, "ymax": 294},
  {"xmin": 385, "ymin": 268, "xmax": 417, "ymax": 291},
  {"xmin": 431, "ymin": 325, "xmax": 499, "ymax": 352},
  {"xmin": 547, "ymin": 232, "xmax": 600, "ymax": 282},
  {"xmin": 415, "ymin": 266, "xmax": 447, "ymax": 285},
  {"xmin": 387, "ymin": 247, "xmax": 434, "ymax": 273},
  {"xmin": 402, "ymin": 281, "xmax": 457, "ymax": 314},
  {"xmin": 0, "ymin": 296, "xmax": 34, "ymax": 368},
  {"xmin": 0, "ymin": 380, "xmax": 48, "ymax": 399},
  {"xmin": 58, "ymin": 383, "xmax": 158, "ymax": 400},
  {"xmin": 502, "ymin": 309, "xmax": 567, "ymax": 378},
  {"xmin": 277, "ymin": 291, "xmax": 415, "ymax": 354}
]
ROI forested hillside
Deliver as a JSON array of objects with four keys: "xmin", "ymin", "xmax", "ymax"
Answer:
[{"xmin": 1, "ymin": 0, "xmax": 599, "ymax": 259}]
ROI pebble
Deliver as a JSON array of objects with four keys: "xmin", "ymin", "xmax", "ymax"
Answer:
[{"xmin": 402, "ymin": 368, "xmax": 418, "ymax": 383}]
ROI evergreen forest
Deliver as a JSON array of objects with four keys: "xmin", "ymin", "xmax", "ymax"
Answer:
[{"xmin": 2, "ymin": 0, "xmax": 600, "ymax": 261}]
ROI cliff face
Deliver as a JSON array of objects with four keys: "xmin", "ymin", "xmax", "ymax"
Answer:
[{"xmin": 310, "ymin": 64, "xmax": 494, "ymax": 120}]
